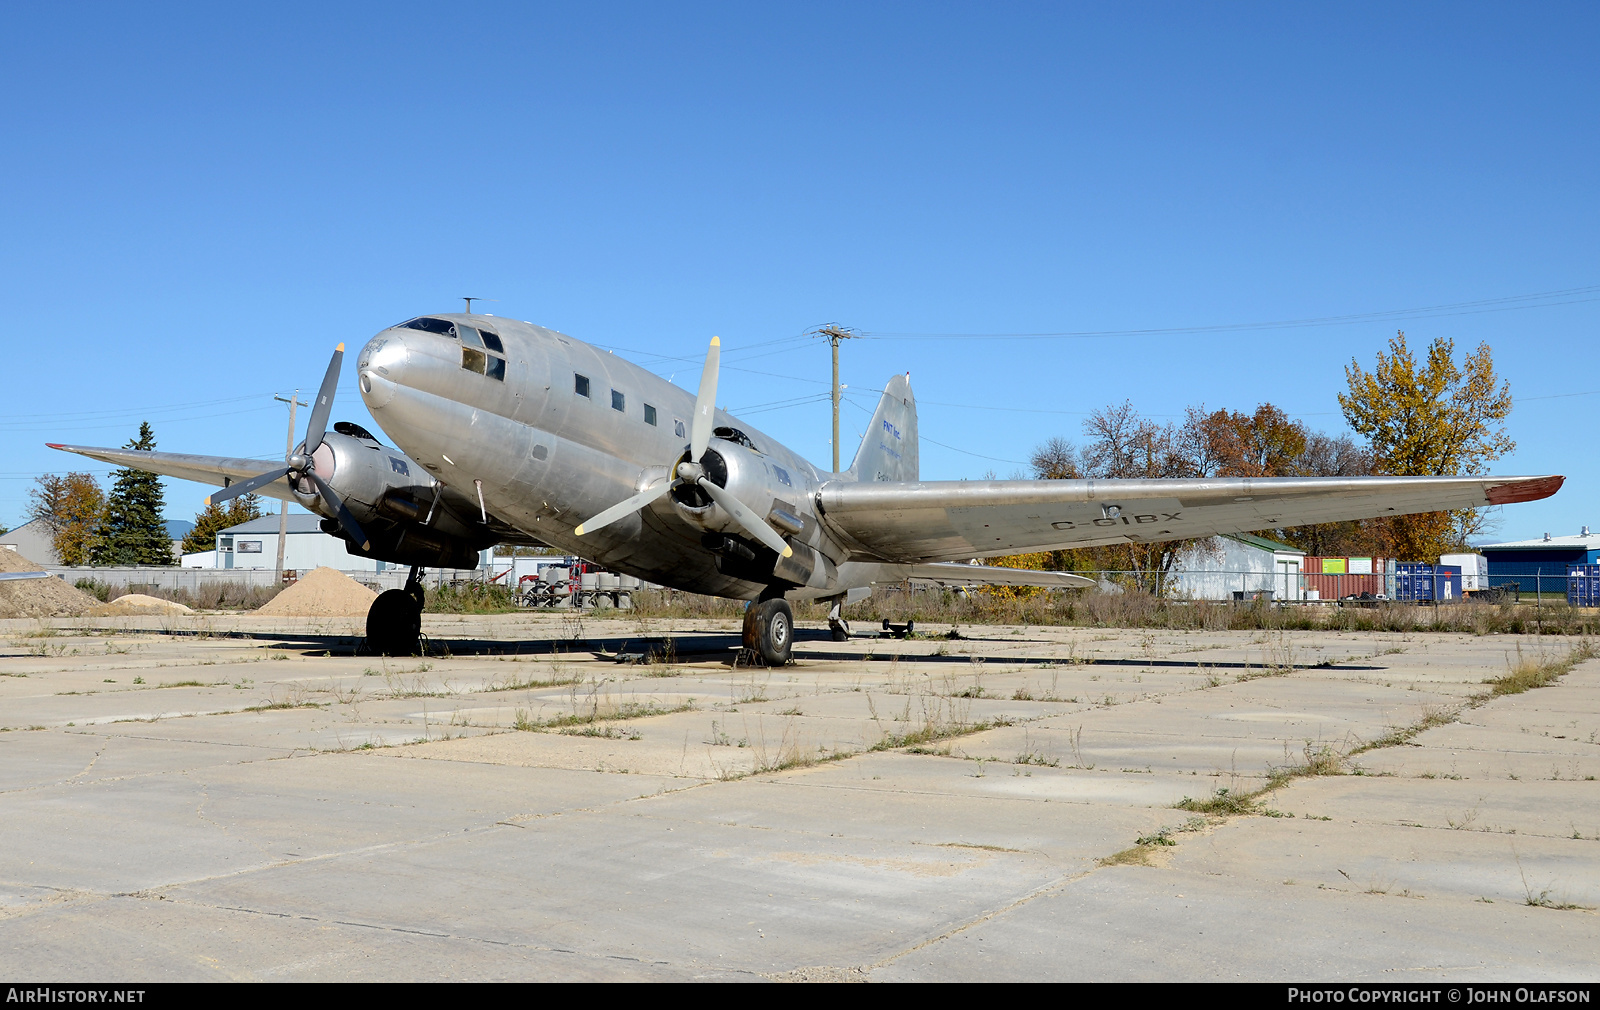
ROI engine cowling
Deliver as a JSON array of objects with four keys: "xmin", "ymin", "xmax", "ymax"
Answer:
[{"xmin": 292, "ymin": 425, "xmax": 493, "ymax": 570}]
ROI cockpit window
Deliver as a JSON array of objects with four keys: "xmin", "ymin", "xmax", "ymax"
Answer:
[
  {"xmin": 333, "ymin": 421, "xmax": 381, "ymax": 444},
  {"xmin": 713, "ymin": 426, "xmax": 760, "ymax": 452},
  {"xmin": 478, "ymin": 328, "xmax": 504, "ymax": 353},
  {"xmin": 458, "ymin": 326, "xmax": 485, "ymax": 349},
  {"xmin": 461, "ymin": 346, "xmax": 487, "ymax": 374},
  {"xmin": 399, "ymin": 317, "xmax": 457, "ymax": 337},
  {"xmin": 486, "ymin": 356, "xmax": 506, "ymax": 381}
]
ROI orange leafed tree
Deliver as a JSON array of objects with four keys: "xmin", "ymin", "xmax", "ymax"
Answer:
[
  {"xmin": 27, "ymin": 472, "xmax": 106, "ymax": 565},
  {"xmin": 1339, "ymin": 331, "xmax": 1513, "ymax": 561}
]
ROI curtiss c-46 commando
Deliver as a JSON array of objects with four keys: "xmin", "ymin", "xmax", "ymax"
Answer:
[{"xmin": 51, "ymin": 314, "xmax": 1563, "ymax": 661}]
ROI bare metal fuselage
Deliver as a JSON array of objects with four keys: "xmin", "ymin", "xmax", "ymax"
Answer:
[{"xmin": 358, "ymin": 315, "xmax": 841, "ymax": 600}]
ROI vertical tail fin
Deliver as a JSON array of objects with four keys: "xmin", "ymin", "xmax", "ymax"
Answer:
[{"xmin": 847, "ymin": 373, "xmax": 918, "ymax": 483}]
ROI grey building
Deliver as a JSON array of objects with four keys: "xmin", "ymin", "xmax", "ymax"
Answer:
[
  {"xmin": 184, "ymin": 513, "xmax": 485, "ymax": 573},
  {"xmin": 1168, "ymin": 534, "xmax": 1308, "ymax": 601},
  {"xmin": 0, "ymin": 519, "xmax": 61, "ymax": 566}
]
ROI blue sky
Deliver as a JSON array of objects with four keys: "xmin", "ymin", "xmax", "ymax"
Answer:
[{"xmin": 2, "ymin": 2, "xmax": 1595, "ymax": 543}]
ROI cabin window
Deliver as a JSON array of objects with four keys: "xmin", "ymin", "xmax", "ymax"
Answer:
[
  {"xmin": 575, "ymin": 374, "xmax": 590, "ymax": 397},
  {"xmin": 643, "ymin": 404, "xmax": 657, "ymax": 426},
  {"xmin": 773, "ymin": 466, "xmax": 792, "ymax": 487},
  {"xmin": 673, "ymin": 418, "xmax": 686, "ymax": 438},
  {"xmin": 611, "ymin": 389, "xmax": 625, "ymax": 412},
  {"xmin": 461, "ymin": 347, "xmax": 487, "ymax": 374},
  {"xmin": 398, "ymin": 317, "xmax": 456, "ymax": 337}
]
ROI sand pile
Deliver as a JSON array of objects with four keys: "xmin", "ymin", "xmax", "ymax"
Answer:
[
  {"xmin": 87, "ymin": 594, "xmax": 194, "ymax": 617},
  {"xmin": 256, "ymin": 567, "xmax": 378, "ymax": 617},
  {"xmin": 0, "ymin": 550, "xmax": 96, "ymax": 619}
]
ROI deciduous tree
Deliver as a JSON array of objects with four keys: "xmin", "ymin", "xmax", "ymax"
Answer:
[
  {"xmin": 27, "ymin": 472, "xmax": 105, "ymax": 565},
  {"xmin": 1339, "ymin": 331, "xmax": 1513, "ymax": 560}
]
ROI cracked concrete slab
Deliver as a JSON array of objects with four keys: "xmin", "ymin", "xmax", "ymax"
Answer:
[{"xmin": 2, "ymin": 614, "xmax": 1596, "ymax": 981}]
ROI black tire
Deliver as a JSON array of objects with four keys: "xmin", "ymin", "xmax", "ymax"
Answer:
[
  {"xmin": 746, "ymin": 598, "xmax": 794, "ymax": 666},
  {"xmin": 829, "ymin": 623, "xmax": 849, "ymax": 642},
  {"xmin": 367, "ymin": 588, "xmax": 423, "ymax": 656}
]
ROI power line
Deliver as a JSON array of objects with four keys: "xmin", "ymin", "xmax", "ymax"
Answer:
[{"xmin": 859, "ymin": 283, "xmax": 1600, "ymax": 340}]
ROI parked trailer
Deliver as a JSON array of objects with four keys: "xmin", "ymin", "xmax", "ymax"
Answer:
[{"xmin": 516, "ymin": 559, "xmax": 643, "ymax": 609}]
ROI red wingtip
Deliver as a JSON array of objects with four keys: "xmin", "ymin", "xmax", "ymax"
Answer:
[
  {"xmin": 45, "ymin": 443, "xmax": 64, "ymax": 449},
  {"xmin": 1486, "ymin": 475, "xmax": 1565, "ymax": 505}
]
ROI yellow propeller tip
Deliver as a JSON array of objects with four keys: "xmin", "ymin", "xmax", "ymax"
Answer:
[
  {"xmin": 781, "ymin": 546, "xmax": 793, "ymax": 558},
  {"xmin": 203, "ymin": 497, "xmax": 212, "ymax": 506},
  {"xmin": 574, "ymin": 525, "xmax": 586, "ymax": 536},
  {"xmin": 336, "ymin": 342, "xmax": 345, "ymax": 352},
  {"xmin": 710, "ymin": 335, "xmax": 720, "ymax": 345}
]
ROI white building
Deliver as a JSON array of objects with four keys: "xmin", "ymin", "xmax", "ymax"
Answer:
[
  {"xmin": 1168, "ymin": 534, "xmax": 1308, "ymax": 601},
  {"xmin": 184, "ymin": 513, "xmax": 488, "ymax": 574}
]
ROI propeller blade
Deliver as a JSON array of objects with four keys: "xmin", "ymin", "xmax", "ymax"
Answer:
[
  {"xmin": 205, "ymin": 467, "xmax": 291, "ymax": 506},
  {"xmin": 574, "ymin": 478, "xmax": 673, "ymax": 537},
  {"xmin": 697, "ymin": 477, "xmax": 792, "ymax": 558},
  {"xmin": 306, "ymin": 470, "xmax": 371, "ymax": 551},
  {"xmin": 689, "ymin": 335, "xmax": 720, "ymax": 461},
  {"xmin": 302, "ymin": 343, "xmax": 345, "ymax": 456}
]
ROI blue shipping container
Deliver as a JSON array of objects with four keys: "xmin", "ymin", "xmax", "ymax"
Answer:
[
  {"xmin": 1394, "ymin": 563, "xmax": 1463, "ymax": 602},
  {"xmin": 1569, "ymin": 565, "xmax": 1600, "ymax": 607}
]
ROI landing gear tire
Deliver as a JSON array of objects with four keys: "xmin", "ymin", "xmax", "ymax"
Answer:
[
  {"xmin": 829, "ymin": 622, "xmax": 850, "ymax": 642},
  {"xmin": 367, "ymin": 589, "xmax": 423, "ymax": 656},
  {"xmin": 743, "ymin": 598, "xmax": 794, "ymax": 666}
]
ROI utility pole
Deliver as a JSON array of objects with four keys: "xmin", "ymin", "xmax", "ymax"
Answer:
[
  {"xmin": 273, "ymin": 391, "xmax": 308, "ymax": 582},
  {"xmin": 811, "ymin": 324, "xmax": 858, "ymax": 472}
]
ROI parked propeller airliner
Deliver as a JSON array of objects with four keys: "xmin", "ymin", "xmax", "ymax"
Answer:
[{"xmin": 52, "ymin": 314, "xmax": 1563, "ymax": 661}]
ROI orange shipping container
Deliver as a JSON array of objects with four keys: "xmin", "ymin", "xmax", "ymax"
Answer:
[{"xmin": 1302, "ymin": 557, "xmax": 1389, "ymax": 599}]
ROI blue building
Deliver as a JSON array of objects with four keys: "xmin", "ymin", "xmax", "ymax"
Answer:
[{"xmin": 1477, "ymin": 528, "xmax": 1598, "ymax": 592}]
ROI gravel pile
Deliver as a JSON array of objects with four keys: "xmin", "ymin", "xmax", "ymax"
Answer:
[
  {"xmin": 256, "ymin": 567, "xmax": 378, "ymax": 617},
  {"xmin": 87, "ymin": 594, "xmax": 194, "ymax": 617},
  {"xmin": 0, "ymin": 550, "xmax": 97, "ymax": 619}
]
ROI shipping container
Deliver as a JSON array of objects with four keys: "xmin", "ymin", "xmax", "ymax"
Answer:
[
  {"xmin": 1393, "ymin": 563, "xmax": 1463, "ymax": 602},
  {"xmin": 1440, "ymin": 553, "xmax": 1490, "ymax": 591},
  {"xmin": 1302, "ymin": 557, "xmax": 1389, "ymax": 599},
  {"xmin": 1569, "ymin": 564, "xmax": 1600, "ymax": 608}
]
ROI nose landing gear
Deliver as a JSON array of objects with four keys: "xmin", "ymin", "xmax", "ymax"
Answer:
[{"xmin": 367, "ymin": 566, "xmax": 426, "ymax": 656}]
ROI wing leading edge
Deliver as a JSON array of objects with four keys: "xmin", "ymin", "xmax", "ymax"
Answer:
[{"xmin": 816, "ymin": 474, "xmax": 1563, "ymax": 564}]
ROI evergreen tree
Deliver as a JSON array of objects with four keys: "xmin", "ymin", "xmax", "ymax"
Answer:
[
  {"xmin": 183, "ymin": 494, "xmax": 266, "ymax": 556},
  {"xmin": 90, "ymin": 422, "xmax": 174, "ymax": 565}
]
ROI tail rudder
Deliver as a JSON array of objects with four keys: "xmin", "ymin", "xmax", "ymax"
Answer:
[{"xmin": 847, "ymin": 373, "xmax": 918, "ymax": 483}]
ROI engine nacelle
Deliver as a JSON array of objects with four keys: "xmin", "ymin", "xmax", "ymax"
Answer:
[
  {"xmin": 289, "ymin": 426, "xmax": 433, "ymax": 525},
  {"xmin": 292, "ymin": 423, "xmax": 493, "ymax": 570},
  {"xmin": 669, "ymin": 438, "xmax": 789, "ymax": 540},
  {"xmin": 322, "ymin": 517, "xmax": 484, "ymax": 570}
]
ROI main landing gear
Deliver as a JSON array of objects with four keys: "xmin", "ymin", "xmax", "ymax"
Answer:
[
  {"xmin": 743, "ymin": 590, "xmax": 794, "ymax": 666},
  {"xmin": 367, "ymin": 566, "xmax": 425, "ymax": 656}
]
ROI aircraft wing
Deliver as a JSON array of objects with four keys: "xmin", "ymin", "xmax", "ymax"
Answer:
[
  {"xmin": 48, "ymin": 443, "xmax": 299, "ymax": 503},
  {"xmin": 893, "ymin": 563, "xmax": 1095, "ymax": 589},
  {"xmin": 46, "ymin": 442, "xmax": 547, "ymax": 548},
  {"xmin": 816, "ymin": 474, "xmax": 1563, "ymax": 563}
]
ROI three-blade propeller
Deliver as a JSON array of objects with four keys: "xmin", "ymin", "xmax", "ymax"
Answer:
[
  {"xmin": 575, "ymin": 336, "xmax": 792, "ymax": 559},
  {"xmin": 206, "ymin": 345, "xmax": 371, "ymax": 551}
]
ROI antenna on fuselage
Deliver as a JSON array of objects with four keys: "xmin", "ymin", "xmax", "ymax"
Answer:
[{"xmin": 462, "ymin": 296, "xmax": 497, "ymax": 315}]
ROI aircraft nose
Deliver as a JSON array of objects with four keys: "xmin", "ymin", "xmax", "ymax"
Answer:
[{"xmin": 357, "ymin": 329, "xmax": 408, "ymax": 409}]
